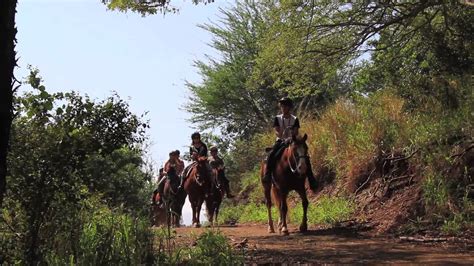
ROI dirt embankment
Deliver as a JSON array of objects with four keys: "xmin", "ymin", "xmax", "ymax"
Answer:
[{"xmin": 307, "ymin": 142, "xmax": 474, "ymax": 236}]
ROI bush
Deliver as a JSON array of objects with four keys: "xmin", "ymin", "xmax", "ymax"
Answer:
[{"xmin": 184, "ymin": 230, "xmax": 244, "ymax": 265}]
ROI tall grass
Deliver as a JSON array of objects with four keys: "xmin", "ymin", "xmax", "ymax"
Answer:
[
  {"xmin": 301, "ymin": 91, "xmax": 409, "ymax": 183},
  {"xmin": 43, "ymin": 202, "xmax": 154, "ymax": 265},
  {"xmin": 290, "ymin": 196, "xmax": 354, "ymax": 225},
  {"xmin": 183, "ymin": 230, "xmax": 244, "ymax": 265},
  {"xmin": 219, "ymin": 196, "xmax": 352, "ymax": 226}
]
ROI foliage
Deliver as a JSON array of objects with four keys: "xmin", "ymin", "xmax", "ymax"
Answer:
[
  {"xmin": 290, "ymin": 196, "xmax": 353, "ymax": 225},
  {"xmin": 185, "ymin": 0, "xmax": 279, "ymax": 140},
  {"xmin": 0, "ymin": 68, "xmax": 152, "ymax": 264},
  {"xmin": 184, "ymin": 229, "xmax": 244, "ymax": 265},
  {"xmin": 45, "ymin": 199, "xmax": 154, "ymax": 265},
  {"xmin": 102, "ymin": 0, "xmax": 215, "ymax": 15}
]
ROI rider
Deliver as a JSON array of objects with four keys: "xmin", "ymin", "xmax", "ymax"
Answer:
[
  {"xmin": 174, "ymin": 149, "xmax": 185, "ymax": 176},
  {"xmin": 262, "ymin": 97, "xmax": 318, "ymax": 192},
  {"xmin": 156, "ymin": 151, "xmax": 183, "ymax": 206},
  {"xmin": 164, "ymin": 150, "xmax": 184, "ymax": 177},
  {"xmin": 178, "ymin": 132, "xmax": 209, "ymax": 189},
  {"xmin": 208, "ymin": 146, "xmax": 234, "ymax": 198}
]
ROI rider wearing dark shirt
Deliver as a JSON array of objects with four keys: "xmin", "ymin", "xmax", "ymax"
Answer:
[
  {"xmin": 179, "ymin": 132, "xmax": 209, "ymax": 189},
  {"xmin": 209, "ymin": 146, "xmax": 234, "ymax": 198}
]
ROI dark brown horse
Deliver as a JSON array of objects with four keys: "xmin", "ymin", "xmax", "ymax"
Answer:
[
  {"xmin": 261, "ymin": 134, "xmax": 310, "ymax": 235},
  {"xmin": 184, "ymin": 156, "xmax": 211, "ymax": 228},
  {"xmin": 205, "ymin": 166, "xmax": 226, "ymax": 226},
  {"xmin": 162, "ymin": 167, "xmax": 187, "ymax": 227}
]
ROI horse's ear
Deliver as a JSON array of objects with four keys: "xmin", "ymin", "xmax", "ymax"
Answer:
[{"xmin": 303, "ymin": 133, "xmax": 308, "ymax": 142}]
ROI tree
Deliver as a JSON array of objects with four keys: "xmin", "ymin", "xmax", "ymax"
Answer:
[
  {"xmin": 0, "ymin": 0, "xmax": 214, "ymax": 207},
  {"xmin": 102, "ymin": 0, "xmax": 214, "ymax": 15},
  {"xmin": 0, "ymin": 0, "xmax": 18, "ymax": 207},
  {"xmin": 185, "ymin": 0, "xmax": 280, "ymax": 140},
  {"xmin": 3, "ymin": 68, "xmax": 150, "ymax": 263}
]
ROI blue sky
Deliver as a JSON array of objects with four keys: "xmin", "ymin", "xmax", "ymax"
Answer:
[{"xmin": 16, "ymin": 0, "xmax": 231, "ymax": 168}]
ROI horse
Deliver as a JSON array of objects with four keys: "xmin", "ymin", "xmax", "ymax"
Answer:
[
  {"xmin": 162, "ymin": 166, "xmax": 187, "ymax": 227},
  {"xmin": 261, "ymin": 134, "xmax": 310, "ymax": 235},
  {"xmin": 205, "ymin": 166, "xmax": 226, "ymax": 226},
  {"xmin": 184, "ymin": 156, "xmax": 211, "ymax": 228}
]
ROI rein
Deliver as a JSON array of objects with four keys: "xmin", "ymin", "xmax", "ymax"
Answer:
[
  {"xmin": 287, "ymin": 146, "xmax": 309, "ymax": 174},
  {"xmin": 193, "ymin": 165, "xmax": 205, "ymax": 187}
]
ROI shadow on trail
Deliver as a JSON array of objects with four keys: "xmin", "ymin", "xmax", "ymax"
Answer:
[{"xmin": 240, "ymin": 227, "xmax": 472, "ymax": 265}]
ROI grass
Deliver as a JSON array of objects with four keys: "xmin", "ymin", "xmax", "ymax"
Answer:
[
  {"xmin": 219, "ymin": 196, "xmax": 353, "ymax": 226},
  {"xmin": 183, "ymin": 229, "xmax": 244, "ymax": 265},
  {"xmin": 290, "ymin": 196, "xmax": 354, "ymax": 225}
]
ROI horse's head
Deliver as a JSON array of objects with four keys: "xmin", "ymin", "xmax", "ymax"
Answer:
[
  {"xmin": 211, "ymin": 166, "xmax": 226, "ymax": 190},
  {"xmin": 289, "ymin": 133, "xmax": 309, "ymax": 176},
  {"xmin": 195, "ymin": 156, "xmax": 210, "ymax": 184}
]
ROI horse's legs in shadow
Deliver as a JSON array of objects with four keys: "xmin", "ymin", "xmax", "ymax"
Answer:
[
  {"xmin": 215, "ymin": 205, "xmax": 219, "ymax": 227},
  {"xmin": 273, "ymin": 187, "xmax": 288, "ymax": 235},
  {"xmin": 279, "ymin": 191, "xmax": 289, "ymax": 235},
  {"xmin": 264, "ymin": 182, "xmax": 275, "ymax": 233},
  {"xmin": 297, "ymin": 188, "xmax": 309, "ymax": 232},
  {"xmin": 190, "ymin": 200, "xmax": 197, "ymax": 227},
  {"xmin": 195, "ymin": 199, "xmax": 203, "ymax": 228}
]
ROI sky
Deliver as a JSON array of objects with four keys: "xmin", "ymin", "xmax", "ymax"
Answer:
[{"xmin": 15, "ymin": 0, "xmax": 232, "ymax": 168}]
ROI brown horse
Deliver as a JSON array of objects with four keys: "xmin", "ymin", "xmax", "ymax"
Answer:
[
  {"xmin": 261, "ymin": 134, "xmax": 310, "ymax": 235},
  {"xmin": 163, "ymin": 167, "xmax": 187, "ymax": 227},
  {"xmin": 205, "ymin": 166, "xmax": 226, "ymax": 226},
  {"xmin": 184, "ymin": 156, "xmax": 211, "ymax": 228}
]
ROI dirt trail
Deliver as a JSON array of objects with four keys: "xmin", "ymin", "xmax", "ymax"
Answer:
[{"xmin": 175, "ymin": 224, "xmax": 473, "ymax": 265}]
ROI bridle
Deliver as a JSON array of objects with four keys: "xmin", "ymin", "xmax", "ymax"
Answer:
[
  {"xmin": 194, "ymin": 163, "xmax": 206, "ymax": 187},
  {"xmin": 288, "ymin": 143, "xmax": 309, "ymax": 175}
]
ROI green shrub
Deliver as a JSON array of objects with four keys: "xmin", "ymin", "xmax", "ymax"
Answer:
[{"xmin": 184, "ymin": 230, "xmax": 243, "ymax": 265}]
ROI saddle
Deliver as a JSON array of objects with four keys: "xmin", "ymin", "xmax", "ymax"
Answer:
[{"xmin": 182, "ymin": 162, "xmax": 197, "ymax": 180}]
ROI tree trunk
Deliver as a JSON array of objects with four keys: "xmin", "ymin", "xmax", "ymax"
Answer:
[{"xmin": 0, "ymin": 0, "xmax": 17, "ymax": 206}]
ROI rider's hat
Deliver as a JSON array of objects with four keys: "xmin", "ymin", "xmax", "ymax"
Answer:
[
  {"xmin": 210, "ymin": 146, "xmax": 218, "ymax": 152},
  {"xmin": 278, "ymin": 97, "xmax": 294, "ymax": 108},
  {"xmin": 169, "ymin": 151, "xmax": 176, "ymax": 156},
  {"xmin": 191, "ymin": 132, "xmax": 201, "ymax": 139}
]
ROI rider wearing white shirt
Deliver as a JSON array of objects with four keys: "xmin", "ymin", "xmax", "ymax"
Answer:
[{"xmin": 263, "ymin": 97, "xmax": 318, "ymax": 192}]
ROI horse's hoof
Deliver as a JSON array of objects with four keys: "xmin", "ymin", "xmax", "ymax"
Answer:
[
  {"xmin": 281, "ymin": 227, "xmax": 289, "ymax": 235},
  {"xmin": 268, "ymin": 227, "xmax": 275, "ymax": 234},
  {"xmin": 299, "ymin": 224, "xmax": 308, "ymax": 233},
  {"xmin": 194, "ymin": 223, "xmax": 201, "ymax": 228}
]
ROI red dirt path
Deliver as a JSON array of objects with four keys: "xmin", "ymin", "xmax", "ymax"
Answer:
[{"xmin": 174, "ymin": 224, "xmax": 473, "ymax": 265}]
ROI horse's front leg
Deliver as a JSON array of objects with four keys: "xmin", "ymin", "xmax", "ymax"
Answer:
[
  {"xmin": 297, "ymin": 189, "xmax": 309, "ymax": 232},
  {"xmin": 280, "ymin": 193, "xmax": 289, "ymax": 236},
  {"xmin": 264, "ymin": 183, "xmax": 275, "ymax": 233},
  {"xmin": 215, "ymin": 205, "xmax": 220, "ymax": 227},
  {"xmin": 208, "ymin": 208, "xmax": 214, "ymax": 227},
  {"xmin": 191, "ymin": 201, "xmax": 198, "ymax": 227},
  {"xmin": 195, "ymin": 199, "xmax": 203, "ymax": 228}
]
